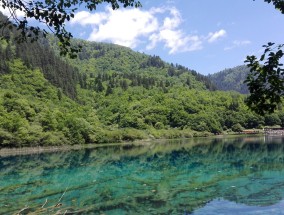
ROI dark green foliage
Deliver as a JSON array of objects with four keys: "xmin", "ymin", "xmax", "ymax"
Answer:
[
  {"xmin": 262, "ymin": 0, "xmax": 284, "ymax": 13},
  {"xmin": 209, "ymin": 65, "xmax": 250, "ymax": 94},
  {"xmin": 0, "ymin": 13, "xmax": 81, "ymax": 99},
  {"xmin": 1, "ymin": 0, "xmax": 284, "ymax": 148},
  {"xmin": 63, "ymin": 39, "xmax": 217, "ymax": 92},
  {"xmin": 141, "ymin": 55, "xmax": 165, "ymax": 68},
  {"xmin": 0, "ymin": 61, "xmax": 102, "ymax": 147},
  {"xmin": 245, "ymin": 43, "xmax": 284, "ymax": 114},
  {"xmin": 264, "ymin": 114, "xmax": 281, "ymax": 126},
  {"xmin": 1, "ymin": 52, "xmax": 283, "ymax": 147},
  {"xmin": 232, "ymin": 123, "xmax": 243, "ymax": 132},
  {"xmin": 1, "ymin": 23, "xmax": 284, "ymax": 147},
  {"xmin": 245, "ymin": 1, "xmax": 284, "ymax": 114},
  {"xmin": 14, "ymin": 40, "xmax": 80, "ymax": 99},
  {"xmin": 105, "ymin": 84, "xmax": 113, "ymax": 96}
]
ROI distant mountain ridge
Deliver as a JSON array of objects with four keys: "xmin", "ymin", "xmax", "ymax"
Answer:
[{"xmin": 208, "ymin": 65, "xmax": 250, "ymax": 94}]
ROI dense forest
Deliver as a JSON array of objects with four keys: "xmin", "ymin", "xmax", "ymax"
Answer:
[
  {"xmin": 1, "ymin": 13, "xmax": 284, "ymax": 147},
  {"xmin": 208, "ymin": 65, "xmax": 250, "ymax": 94}
]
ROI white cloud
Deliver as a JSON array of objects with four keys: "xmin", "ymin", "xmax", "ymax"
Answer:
[
  {"xmin": 207, "ymin": 29, "xmax": 227, "ymax": 43},
  {"xmin": 72, "ymin": 7, "xmax": 159, "ymax": 49},
  {"xmin": 148, "ymin": 30, "xmax": 202, "ymax": 54},
  {"xmin": 71, "ymin": 11, "xmax": 107, "ymax": 26},
  {"xmin": 71, "ymin": 6, "xmax": 223, "ymax": 54},
  {"xmin": 224, "ymin": 40, "xmax": 251, "ymax": 51},
  {"xmin": 233, "ymin": 40, "xmax": 251, "ymax": 46},
  {"xmin": 146, "ymin": 7, "xmax": 202, "ymax": 54},
  {"xmin": 162, "ymin": 7, "xmax": 181, "ymax": 29},
  {"xmin": 0, "ymin": 4, "xmax": 25, "ymax": 18}
]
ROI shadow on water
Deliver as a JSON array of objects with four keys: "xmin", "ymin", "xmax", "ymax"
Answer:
[{"xmin": 1, "ymin": 136, "xmax": 284, "ymax": 214}]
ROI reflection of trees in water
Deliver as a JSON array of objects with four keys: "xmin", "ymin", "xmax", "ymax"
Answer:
[{"xmin": 1, "ymin": 136, "xmax": 284, "ymax": 214}]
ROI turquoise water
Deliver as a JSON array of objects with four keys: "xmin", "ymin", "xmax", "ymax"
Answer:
[{"xmin": 1, "ymin": 136, "xmax": 284, "ymax": 214}]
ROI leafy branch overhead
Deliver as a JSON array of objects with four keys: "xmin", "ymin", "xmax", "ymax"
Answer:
[
  {"xmin": 0, "ymin": 0, "xmax": 141, "ymax": 57},
  {"xmin": 245, "ymin": 0, "xmax": 284, "ymax": 114},
  {"xmin": 245, "ymin": 43, "xmax": 284, "ymax": 115},
  {"xmin": 262, "ymin": 0, "xmax": 284, "ymax": 14}
]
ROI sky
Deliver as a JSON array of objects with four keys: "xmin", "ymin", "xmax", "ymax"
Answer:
[{"xmin": 1, "ymin": 0, "xmax": 284, "ymax": 75}]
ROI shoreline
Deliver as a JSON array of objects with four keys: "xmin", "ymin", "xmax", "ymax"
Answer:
[
  {"xmin": 0, "ymin": 145, "xmax": 83, "ymax": 157},
  {"xmin": 0, "ymin": 133, "xmax": 265, "ymax": 157},
  {"xmin": 0, "ymin": 139, "xmax": 159, "ymax": 157}
]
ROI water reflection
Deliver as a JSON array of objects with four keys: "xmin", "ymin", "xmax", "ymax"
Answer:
[
  {"xmin": 193, "ymin": 199, "xmax": 284, "ymax": 215},
  {"xmin": 1, "ymin": 136, "xmax": 284, "ymax": 214}
]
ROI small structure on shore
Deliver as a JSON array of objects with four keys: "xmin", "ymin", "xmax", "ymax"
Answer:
[
  {"xmin": 241, "ymin": 129, "xmax": 260, "ymax": 134},
  {"xmin": 264, "ymin": 128, "xmax": 284, "ymax": 136}
]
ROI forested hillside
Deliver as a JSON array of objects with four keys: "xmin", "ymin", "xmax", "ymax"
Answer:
[
  {"xmin": 0, "ymin": 13, "xmax": 81, "ymax": 99},
  {"xmin": 48, "ymin": 38, "xmax": 217, "ymax": 92},
  {"xmin": 208, "ymin": 65, "xmax": 250, "ymax": 94},
  {"xmin": 1, "ymin": 12, "xmax": 284, "ymax": 147}
]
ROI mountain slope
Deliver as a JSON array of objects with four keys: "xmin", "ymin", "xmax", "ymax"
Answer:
[
  {"xmin": 1, "ymin": 17, "xmax": 284, "ymax": 147},
  {"xmin": 49, "ymin": 38, "xmax": 217, "ymax": 92},
  {"xmin": 0, "ymin": 59, "xmax": 103, "ymax": 147},
  {"xmin": 208, "ymin": 65, "xmax": 250, "ymax": 94},
  {"xmin": 0, "ymin": 12, "xmax": 81, "ymax": 99}
]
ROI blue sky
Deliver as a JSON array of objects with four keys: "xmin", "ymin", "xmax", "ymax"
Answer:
[{"xmin": 1, "ymin": 0, "xmax": 283, "ymax": 75}]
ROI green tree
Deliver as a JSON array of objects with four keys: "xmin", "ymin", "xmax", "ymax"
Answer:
[
  {"xmin": 105, "ymin": 84, "xmax": 113, "ymax": 96},
  {"xmin": 232, "ymin": 123, "xmax": 243, "ymax": 132},
  {"xmin": 245, "ymin": 43, "xmax": 284, "ymax": 114},
  {"xmin": 95, "ymin": 79, "xmax": 105, "ymax": 92},
  {"xmin": 245, "ymin": 0, "xmax": 284, "ymax": 114},
  {"xmin": 57, "ymin": 88, "xmax": 63, "ymax": 100},
  {"xmin": 264, "ymin": 114, "xmax": 281, "ymax": 126}
]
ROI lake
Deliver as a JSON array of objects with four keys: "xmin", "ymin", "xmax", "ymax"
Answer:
[{"xmin": 1, "ymin": 136, "xmax": 284, "ymax": 214}]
